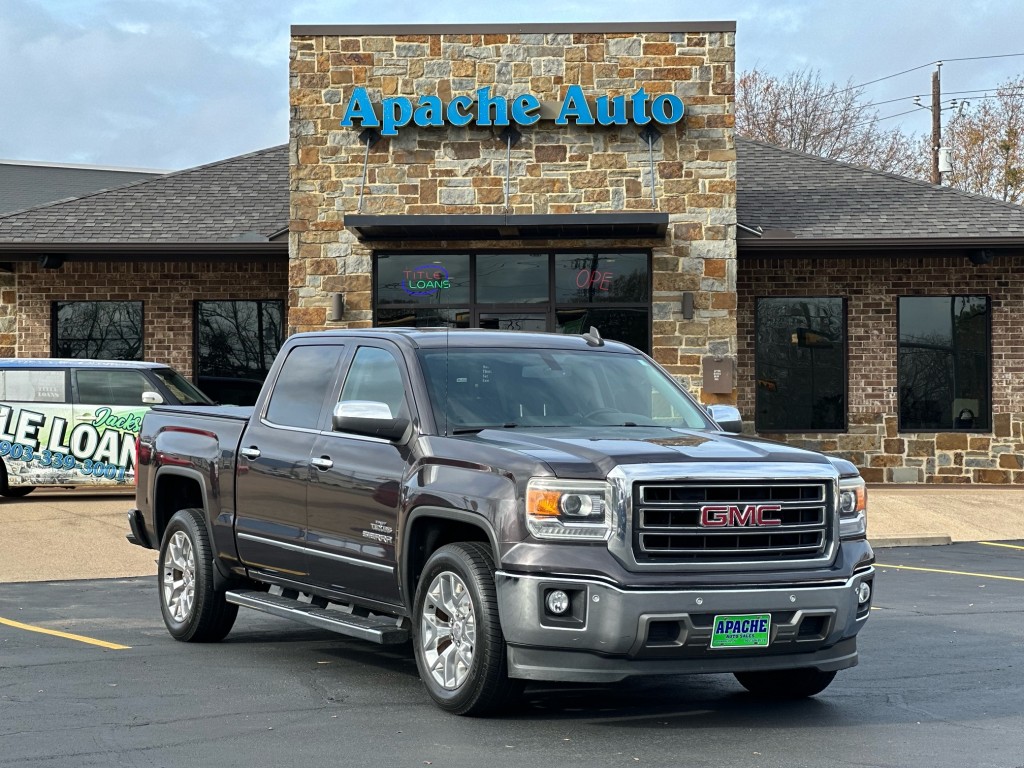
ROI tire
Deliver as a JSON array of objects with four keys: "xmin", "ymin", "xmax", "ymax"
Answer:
[
  {"xmin": 158, "ymin": 508, "xmax": 238, "ymax": 642},
  {"xmin": 734, "ymin": 668, "xmax": 837, "ymax": 699},
  {"xmin": 412, "ymin": 542, "xmax": 521, "ymax": 716},
  {"xmin": 0, "ymin": 461, "xmax": 34, "ymax": 497},
  {"xmin": 0, "ymin": 485, "xmax": 35, "ymax": 498}
]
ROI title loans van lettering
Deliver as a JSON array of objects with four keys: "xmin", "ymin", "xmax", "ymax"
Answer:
[{"xmin": 340, "ymin": 86, "xmax": 684, "ymax": 136}]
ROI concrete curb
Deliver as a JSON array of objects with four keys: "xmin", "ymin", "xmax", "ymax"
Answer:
[{"xmin": 869, "ymin": 535, "xmax": 953, "ymax": 548}]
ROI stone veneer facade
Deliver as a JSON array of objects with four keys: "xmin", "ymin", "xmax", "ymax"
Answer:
[
  {"xmin": 288, "ymin": 23, "xmax": 738, "ymax": 401},
  {"xmin": 738, "ymin": 255, "xmax": 1024, "ymax": 484}
]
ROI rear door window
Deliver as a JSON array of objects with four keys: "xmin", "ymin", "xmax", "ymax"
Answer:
[
  {"xmin": 74, "ymin": 369, "xmax": 152, "ymax": 406},
  {"xmin": 265, "ymin": 345, "xmax": 345, "ymax": 429}
]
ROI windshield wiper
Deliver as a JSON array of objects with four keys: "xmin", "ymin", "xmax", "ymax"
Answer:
[{"xmin": 451, "ymin": 422, "xmax": 519, "ymax": 435}]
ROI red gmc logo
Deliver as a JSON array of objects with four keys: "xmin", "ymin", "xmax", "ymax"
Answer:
[{"xmin": 699, "ymin": 504, "xmax": 783, "ymax": 527}]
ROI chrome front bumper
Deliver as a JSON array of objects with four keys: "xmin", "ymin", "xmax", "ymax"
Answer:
[{"xmin": 494, "ymin": 567, "xmax": 874, "ymax": 683}]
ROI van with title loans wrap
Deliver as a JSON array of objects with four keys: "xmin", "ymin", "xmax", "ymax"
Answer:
[{"xmin": 0, "ymin": 359, "xmax": 213, "ymax": 496}]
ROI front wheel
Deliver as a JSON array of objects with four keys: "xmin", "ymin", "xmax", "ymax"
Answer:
[
  {"xmin": 734, "ymin": 668, "xmax": 837, "ymax": 698},
  {"xmin": 412, "ymin": 542, "xmax": 521, "ymax": 716},
  {"xmin": 158, "ymin": 508, "xmax": 238, "ymax": 642}
]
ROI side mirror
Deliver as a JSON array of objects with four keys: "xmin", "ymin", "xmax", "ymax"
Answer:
[
  {"xmin": 332, "ymin": 400, "xmax": 409, "ymax": 442},
  {"xmin": 707, "ymin": 404, "xmax": 742, "ymax": 434},
  {"xmin": 141, "ymin": 391, "xmax": 164, "ymax": 405}
]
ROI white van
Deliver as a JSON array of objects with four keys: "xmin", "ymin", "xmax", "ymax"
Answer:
[{"xmin": 0, "ymin": 359, "xmax": 213, "ymax": 496}]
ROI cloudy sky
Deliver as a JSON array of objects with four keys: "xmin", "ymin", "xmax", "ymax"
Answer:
[{"xmin": 2, "ymin": 0, "xmax": 1023, "ymax": 170}]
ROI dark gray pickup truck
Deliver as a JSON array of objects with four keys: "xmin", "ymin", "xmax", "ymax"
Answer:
[{"xmin": 128, "ymin": 328, "xmax": 873, "ymax": 715}]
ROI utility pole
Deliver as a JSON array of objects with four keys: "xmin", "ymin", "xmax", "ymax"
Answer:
[{"xmin": 931, "ymin": 62, "xmax": 942, "ymax": 184}]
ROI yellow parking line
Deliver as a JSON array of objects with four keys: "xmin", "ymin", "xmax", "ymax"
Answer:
[
  {"xmin": 0, "ymin": 616, "xmax": 131, "ymax": 650},
  {"xmin": 875, "ymin": 563, "xmax": 1024, "ymax": 583},
  {"xmin": 979, "ymin": 541, "xmax": 1024, "ymax": 552}
]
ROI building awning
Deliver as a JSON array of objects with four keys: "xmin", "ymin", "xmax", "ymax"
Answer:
[{"xmin": 346, "ymin": 213, "xmax": 669, "ymax": 242}]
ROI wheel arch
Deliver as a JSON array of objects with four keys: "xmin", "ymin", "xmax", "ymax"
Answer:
[
  {"xmin": 401, "ymin": 507, "xmax": 500, "ymax": 608},
  {"xmin": 153, "ymin": 467, "xmax": 211, "ymax": 545}
]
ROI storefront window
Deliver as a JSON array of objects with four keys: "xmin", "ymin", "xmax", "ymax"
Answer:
[
  {"xmin": 376, "ymin": 254, "xmax": 470, "ymax": 305},
  {"xmin": 195, "ymin": 300, "xmax": 283, "ymax": 405},
  {"xmin": 898, "ymin": 296, "xmax": 990, "ymax": 431},
  {"xmin": 374, "ymin": 251, "xmax": 651, "ymax": 352},
  {"xmin": 477, "ymin": 254, "xmax": 548, "ymax": 303},
  {"xmin": 755, "ymin": 297, "xmax": 846, "ymax": 432},
  {"xmin": 554, "ymin": 253, "xmax": 649, "ymax": 303},
  {"xmin": 53, "ymin": 301, "xmax": 143, "ymax": 360}
]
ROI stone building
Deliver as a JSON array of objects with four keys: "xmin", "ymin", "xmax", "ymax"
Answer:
[{"xmin": 288, "ymin": 22, "xmax": 738, "ymax": 403}]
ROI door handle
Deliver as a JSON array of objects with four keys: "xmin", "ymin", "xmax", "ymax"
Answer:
[
  {"xmin": 310, "ymin": 457, "xmax": 334, "ymax": 471},
  {"xmin": 240, "ymin": 446, "xmax": 261, "ymax": 460}
]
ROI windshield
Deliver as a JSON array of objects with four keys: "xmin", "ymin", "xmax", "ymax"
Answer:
[
  {"xmin": 153, "ymin": 368, "xmax": 216, "ymax": 405},
  {"xmin": 417, "ymin": 347, "xmax": 712, "ymax": 433}
]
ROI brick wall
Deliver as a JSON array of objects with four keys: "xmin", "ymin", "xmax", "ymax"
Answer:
[
  {"xmin": 16, "ymin": 260, "xmax": 288, "ymax": 378},
  {"xmin": 289, "ymin": 26, "xmax": 738, "ymax": 400},
  {"xmin": 738, "ymin": 255, "xmax": 1024, "ymax": 483}
]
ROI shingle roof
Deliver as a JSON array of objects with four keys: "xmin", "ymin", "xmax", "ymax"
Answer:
[
  {"xmin": 736, "ymin": 138, "xmax": 1024, "ymax": 241},
  {"xmin": 0, "ymin": 145, "xmax": 288, "ymax": 244},
  {"xmin": 0, "ymin": 163, "xmax": 163, "ymax": 216}
]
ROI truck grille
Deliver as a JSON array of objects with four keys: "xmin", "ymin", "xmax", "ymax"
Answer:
[{"xmin": 633, "ymin": 481, "xmax": 830, "ymax": 562}]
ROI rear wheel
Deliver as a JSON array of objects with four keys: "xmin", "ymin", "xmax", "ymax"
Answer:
[
  {"xmin": 158, "ymin": 508, "xmax": 238, "ymax": 642},
  {"xmin": 0, "ymin": 461, "xmax": 35, "ymax": 497},
  {"xmin": 0, "ymin": 485, "xmax": 35, "ymax": 498},
  {"xmin": 412, "ymin": 542, "xmax": 521, "ymax": 716},
  {"xmin": 734, "ymin": 668, "xmax": 837, "ymax": 698}
]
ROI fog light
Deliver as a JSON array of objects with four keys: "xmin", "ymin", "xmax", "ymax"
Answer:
[
  {"xmin": 545, "ymin": 589, "xmax": 570, "ymax": 615},
  {"xmin": 857, "ymin": 582, "xmax": 872, "ymax": 605}
]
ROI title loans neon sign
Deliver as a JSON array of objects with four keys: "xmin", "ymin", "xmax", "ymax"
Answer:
[
  {"xmin": 340, "ymin": 85, "xmax": 685, "ymax": 137},
  {"xmin": 403, "ymin": 265, "xmax": 451, "ymax": 297}
]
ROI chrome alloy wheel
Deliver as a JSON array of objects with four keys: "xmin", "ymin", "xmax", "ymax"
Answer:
[
  {"xmin": 162, "ymin": 531, "xmax": 197, "ymax": 623},
  {"xmin": 420, "ymin": 570, "xmax": 477, "ymax": 690}
]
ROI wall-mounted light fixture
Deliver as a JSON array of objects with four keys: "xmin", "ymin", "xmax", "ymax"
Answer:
[
  {"xmin": 328, "ymin": 292, "xmax": 344, "ymax": 322},
  {"xmin": 681, "ymin": 291, "xmax": 695, "ymax": 320}
]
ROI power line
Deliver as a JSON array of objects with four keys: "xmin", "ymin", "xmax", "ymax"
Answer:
[{"xmin": 943, "ymin": 52, "xmax": 1024, "ymax": 63}]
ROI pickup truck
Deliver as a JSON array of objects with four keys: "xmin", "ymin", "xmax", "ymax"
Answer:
[{"xmin": 128, "ymin": 328, "xmax": 873, "ymax": 716}]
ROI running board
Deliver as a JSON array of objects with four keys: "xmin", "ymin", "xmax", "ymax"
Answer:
[{"xmin": 225, "ymin": 589, "xmax": 409, "ymax": 645}]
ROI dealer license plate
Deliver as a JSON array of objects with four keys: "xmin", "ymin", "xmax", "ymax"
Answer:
[{"xmin": 710, "ymin": 613, "xmax": 771, "ymax": 649}]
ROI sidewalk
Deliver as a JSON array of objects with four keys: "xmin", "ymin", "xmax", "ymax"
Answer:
[
  {"xmin": 867, "ymin": 485, "xmax": 1024, "ymax": 547},
  {"xmin": 1, "ymin": 486, "xmax": 1022, "ymax": 583}
]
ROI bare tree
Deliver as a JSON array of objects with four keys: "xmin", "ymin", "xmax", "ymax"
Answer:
[
  {"xmin": 941, "ymin": 76, "xmax": 1024, "ymax": 203},
  {"xmin": 736, "ymin": 67, "xmax": 923, "ymax": 176}
]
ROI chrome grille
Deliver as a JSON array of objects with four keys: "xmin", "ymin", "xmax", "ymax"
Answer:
[{"xmin": 633, "ymin": 481, "xmax": 830, "ymax": 562}]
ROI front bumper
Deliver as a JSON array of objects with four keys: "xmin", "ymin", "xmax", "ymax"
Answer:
[{"xmin": 494, "ymin": 567, "xmax": 874, "ymax": 683}]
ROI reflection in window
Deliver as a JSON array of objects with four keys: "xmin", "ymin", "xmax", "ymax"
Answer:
[
  {"xmin": 376, "ymin": 308, "xmax": 470, "ymax": 328},
  {"xmin": 196, "ymin": 301, "xmax": 283, "ymax": 405},
  {"xmin": 54, "ymin": 301, "xmax": 143, "ymax": 360},
  {"xmin": 756, "ymin": 298, "xmax": 846, "ymax": 432},
  {"xmin": 477, "ymin": 254, "xmax": 548, "ymax": 303},
  {"xmin": 266, "ymin": 345, "xmax": 344, "ymax": 429},
  {"xmin": 555, "ymin": 307, "xmax": 649, "ymax": 351},
  {"xmin": 376, "ymin": 254, "xmax": 470, "ymax": 305},
  {"xmin": 555, "ymin": 253, "xmax": 649, "ymax": 303},
  {"xmin": 899, "ymin": 296, "xmax": 990, "ymax": 431},
  {"xmin": 75, "ymin": 369, "xmax": 151, "ymax": 406}
]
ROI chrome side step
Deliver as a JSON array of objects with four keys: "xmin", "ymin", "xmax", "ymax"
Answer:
[{"xmin": 225, "ymin": 589, "xmax": 409, "ymax": 645}]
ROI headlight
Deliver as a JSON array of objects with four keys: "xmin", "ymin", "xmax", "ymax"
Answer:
[
  {"xmin": 526, "ymin": 478, "xmax": 611, "ymax": 541},
  {"xmin": 838, "ymin": 477, "xmax": 867, "ymax": 540}
]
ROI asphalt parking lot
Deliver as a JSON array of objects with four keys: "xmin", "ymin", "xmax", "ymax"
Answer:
[{"xmin": 1, "ymin": 542, "xmax": 1022, "ymax": 768}]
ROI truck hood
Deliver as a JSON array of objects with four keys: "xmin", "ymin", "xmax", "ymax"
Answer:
[{"xmin": 459, "ymin": 426, "xmax": 834, "ymax": 479}]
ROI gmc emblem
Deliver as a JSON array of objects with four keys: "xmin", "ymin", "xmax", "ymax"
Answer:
[{"xmin": 699, "ymin": 504, "xmax": 783, "ymax": 527}]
